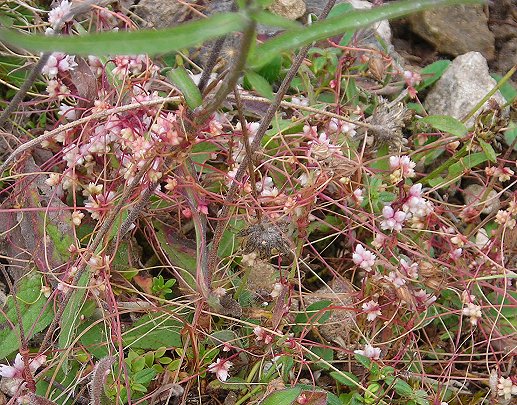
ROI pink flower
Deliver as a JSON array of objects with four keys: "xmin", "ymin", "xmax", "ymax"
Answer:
[
  {"xmin": 0, "ymin": 353, "xmax": 46, "ymax": 396},
  {"xmin": 380, "ymin": 205, "xmax": 406, "ymax": 232},
  {"xmin": 208, "ymin": 358, "xmax": 233, "ymax": 382},
  {"xmin": 403, "ymin": 70, "xmax": 421, "ymax": 87},
  {"xmin": 151, "ymin": 112, "xmax": 182, "ymax": 145},
  {"xmin": 362, "ymin": 300, "xmax": 382, "ymax": 321},
  {"xmin": 253, "ymin": 326, "xmax": 273, "ymax": 344},
  {"xmin": 389, "ymin": 155, "xmax": 416, "ymax": 178},
  {"xmin": 352, "ymin": 244, "xmax": 377, "ymax": 272},
  {"xmin": 386, "ymin": 271, "xmax": 406, "ymax": 288},
  {"xmin": 400, "ymin": 258, "xmax": 418, "ymax": 279},
  {"xmin": 403, "ymin": 184, "xmax": 433, "ymax": 218},
  {"xmin": 414, "ymin": 289, "xmax": 436, "ymax": 308},
  {"xmin": 354, "ymin": 344, "xmax": 381, "ymax": 360}
]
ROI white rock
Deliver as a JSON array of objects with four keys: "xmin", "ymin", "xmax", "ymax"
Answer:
[{"xmin": 424, "ymin": 52, "xmax": 508, "ymax": 128}]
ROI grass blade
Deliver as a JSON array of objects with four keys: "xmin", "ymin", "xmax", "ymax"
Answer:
[{"xmin": 0, "ymin": 13, "xmax": 247, "ymax": 56}]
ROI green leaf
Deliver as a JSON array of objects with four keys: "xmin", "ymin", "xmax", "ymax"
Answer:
[
  {"xmin": 416, "ymin": 60, "xmax": 450, "ymax": 90},
  {"xmin": 260, "ymin": 387, "xmax": 302, "ymax": 405},
  {"xmin": 420, "ymin": 115, "xmax": 467, "ymax": 137},
  {"xmin": 123, "ymin": 312, "xmax": 183, "ymax": 350},
  {"xmin": 355, "ymin": 353, "xmax": 372, "ymax": 368},
  {"xmin": 478, "ymin": 139, "xmax": 497, "ymax": 163},
  {"xmin": 295, "ymin": 300, "xmax": 332, "ymax": 328},
  {"xmin": 0, "ymin": 13, "xmax": 247, "ymax": 56},
  {"xmin": 249, "ymin": 0, "xmax": 483, "ymax": 68},
  {"xmin": 78, "ymin": 322, "xmax": 110, "ymax": 359},
  {"xmin": 153, "ymin": 221, "xmax": 197, "ymax": 290},
  {"xmin": 491, "ymin": 73, "xmax": 517, "ymax": 103},
  {"xmin": 0, "ymin": 273, "xmax": 54, "ymax": 359},
  {"xmin": 167, "ymin": 67, "xmax": 202, "ymax": 109},
  {"xmin": 447, "ymin": 152, "xmax": 491, "ymax": 180},
  {"xmin": 257, "ymin": 55, "xmax": 282, "ymax": 83},
  {"xmin": 504, "ymin": 122, "xmax": 517, "ymax": 151},
  {"xmin": 327, "ymin": 2, "xmax": 355, "ymax": 45},
  {"xmin": 330, "ymin": 371, "xmax": 360, "ymax": 388},
  {"xmin": 245, "ymin": 70, "xmax": 274, "ymax": 99},
  {"xmin": 306, "ymin": 346, "xmax": 334, "ymax": 370},
  {"xmin": 58, "ymin": 271, "xmax": 89, "ymax": 371},
  {"xmin": 385, "ymin": 377, "xmax": 414, "ymax": 397}
]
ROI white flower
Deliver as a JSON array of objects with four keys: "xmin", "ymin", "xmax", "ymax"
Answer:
[
  {"xmin": 257, "ymin": 176, "xmax": 279, "ymax": 197},
  {"xmin": 327, "ymin": 118, "xmax": 356, "ymax": 136},
  {"xmin": 241, "ymin": 252, "xmax": 258, "ymax": 267},
  {"xmin": 42, "ymin": 53, "xmax": 77, "ymax": 79},
  {"xmin": 45, "ymin": 172, "xmax": 61, "ymax": 186},
  {"xmin": 48, "ymin": 0, "xmax": 73, "ymax": 29},
  {"xmin": 82, "ymin": 182, "xmax": 103, "ymax": 197},
  {"xmin": 462, "ymin": 303, "xmax": 482, "ymax": 326},
  {"xmin": 386, "ymin": 271, "xmax": 406, "ymax": 288},
  {"xmin": 362, "ymin": 300, "xmax": 382, "ymax": 321},
  {"xmin": 400, "ymin": 258, "xmax": 418, "ymax": 279},
  {"xmin": 354, "ymin": 344, "xmax": 381, "ymax": 360},
  {"xmin": 71, "ymin": 210, "xmax": 84, "ymax": 226},
  {"xmin": 352, "ymin": 244, "xmax": 376, "ymax": 272},
  {"xmin": 270, "ymin": 283, "xmax": 283, "ymax": 298},
  {"xmin": 495, "ymin": 210, "xmax": 516, "ymax": 229},
  {"xmin": 389, "ymin": 155, "xmax": 416, "ymax": 178},
  {"xmin": 449, "ymin": 248, "xmax": 462, "ymax": 260},
  {"xmin": 58, "ymin": 103, "xmax": 77, "ymax": 120},
  {"xmin": 380, "ymin": 205, "xmax": 406, "ymax": 232},
  {"xmin": 497, "ymin": 376, "xmax": 517, "ymax": 400},
  {"xmin": 208, "ymin": 358, "xmax": 233, "ymax": 382},
  {"xmin": 46, "ymin": 79, "xmax": 70, "ymax": 99}
]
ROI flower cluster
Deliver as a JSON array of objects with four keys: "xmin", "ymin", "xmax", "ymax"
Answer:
[
  {"xmin": 352, "ymin": 244, "xmax": 377, "ymax": 272},
  {"xmin": 0, "ymin": 353, "xmax": 46, "ymax": 396},
  {"xmin": 497, "ymin": 376, "xmax": 517, "ymax": 400}
]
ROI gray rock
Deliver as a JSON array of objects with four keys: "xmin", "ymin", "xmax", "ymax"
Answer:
[
  {"xmin": 134, "ymin": 0, "xmax": 194, "ymax": 29},
  {"xmin": 408, "ymin": 5, "xmax": 495, "ymax": 61},
  {"xmin": 424, "ymin": 52, "xmax": 507, "ymax": 128},
  {"xmin": 269, "ymin": 0, "xmax": 306, "ymax": 20}
]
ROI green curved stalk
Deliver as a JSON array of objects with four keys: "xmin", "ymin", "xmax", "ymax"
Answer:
[{"xmin": 0, "ymin": 12, "xmax": 247, "ymax": 56}]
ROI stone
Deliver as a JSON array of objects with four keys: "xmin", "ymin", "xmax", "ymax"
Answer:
[
  {"xmin": 269, "ymin": 0, "xmax": 306, "ymax": 20},
  {"xmin": 408, "ymin": 5, "xmax": 495, "ymax": 61},
  {"xmin": 424, "ymin": 52, "xmax": 508, "ymax": 128},
  {"xmin": 463, "ymin": 184, "xmax": 500, "ymax": 215},
  {"xmin": 134, "ymin": 0, "xmax": 194, "ymax": 29}
]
